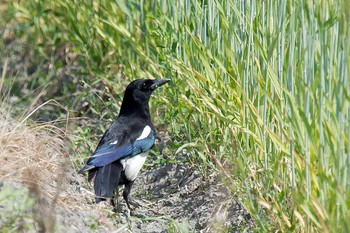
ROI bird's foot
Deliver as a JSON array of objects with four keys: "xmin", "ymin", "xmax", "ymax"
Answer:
[
  {"xmin": 111, "ymin": 198, "xmax": 123, "ymax": 213},
  {"xmin": 95, "ymin": 200, "xmax": 115, "ymax": 213},
  {"xmin": 124, "ymin": 197, "xmax": 147, "ymax": 217},
  {"xmin": 128, "ymin": 197, "xmax": 144, "ymax": 208},
  {"xmin": 126, "ymin": 198, "xmax": 157, "ymax": 217}
]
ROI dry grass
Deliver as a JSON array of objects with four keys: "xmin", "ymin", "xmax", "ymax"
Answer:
[
  {"xmin": 0, "ymin": 103, "xmax": 119, "ymax": 232},
  {"xmin": 0, "ymin": 58, "xmax": 71, "ymax": 206},
  {"xmin": 0, "ymin": 58, "xmax": 118, "ymax": 231},
  {"xmin": 0, "ymin": 102, "xmax": 74, "ymax": 231},
  {"xmin": 0, "ymin": 107, "xmax": 69, "ymax": 201}
]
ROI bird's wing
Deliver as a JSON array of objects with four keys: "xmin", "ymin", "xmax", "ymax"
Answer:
[{"xmin": 85, "ymin": 125, "xmax": 155, "ymax": 168}]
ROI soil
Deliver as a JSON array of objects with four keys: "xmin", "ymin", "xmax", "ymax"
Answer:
[{"xmin": 53, "ymin": 153, "xmax": 255, "ymax": 233}]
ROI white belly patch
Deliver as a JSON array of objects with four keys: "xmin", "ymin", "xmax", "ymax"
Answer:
[{"xmin": 120, "ymin": 151, "xmax": 148, "ymax": 181}]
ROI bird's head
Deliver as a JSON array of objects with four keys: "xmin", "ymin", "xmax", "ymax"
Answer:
[
  {"xmin": 120, "ymin": 78, "xmax": 170, "ymax": 114},
  {"xmin": 125, "ymin": 78, "xmax": 170, "ymax": 101}
]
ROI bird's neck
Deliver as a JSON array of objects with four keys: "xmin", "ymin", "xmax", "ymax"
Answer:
[{"xmin": 119, "ymin": 98, "xmax": 151, "ymax": 119}]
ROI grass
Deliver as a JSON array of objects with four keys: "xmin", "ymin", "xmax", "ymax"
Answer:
[
  {"xmin": 0, "ymin": 184, "xmax": 36, "ymax": 232},
  {"xmin": 1, "ymin": 0, "xmax": 350, "ymax": 232},
  {"xmin": 0, "ymin": 78, "xmax": 117, "ymax": 231},
  {"xmin": 0, "ymin": 63, "xmax": 73, "ymax": 230}
]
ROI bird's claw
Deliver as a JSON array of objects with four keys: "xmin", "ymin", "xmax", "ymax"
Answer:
[{"xmin": 128, "ymin": 198, "xmax": 144, "ymax": 208}]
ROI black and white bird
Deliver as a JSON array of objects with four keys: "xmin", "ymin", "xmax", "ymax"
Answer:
[{"xmin": 78, "ymin": 78, "xmax": 170, "ymax": 211}]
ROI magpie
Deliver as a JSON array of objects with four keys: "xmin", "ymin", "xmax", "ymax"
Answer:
[{"xmin": 78, "ymin": 78, "xmax": 170, "ymax": 210}]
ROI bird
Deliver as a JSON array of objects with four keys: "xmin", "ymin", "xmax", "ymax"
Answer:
[{"xmin": 78, "ymin": 78, "xmax": 170, "ymax": 211}]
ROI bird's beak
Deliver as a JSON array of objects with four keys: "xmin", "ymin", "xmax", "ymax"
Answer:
[{"xmin": 150, "ymin": 78, "xmax": 171, "ymax": 90}]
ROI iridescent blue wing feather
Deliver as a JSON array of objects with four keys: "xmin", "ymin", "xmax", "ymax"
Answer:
[{"xmin": 85, "ymin": 129, "xmax": 155, "ymax": 167}]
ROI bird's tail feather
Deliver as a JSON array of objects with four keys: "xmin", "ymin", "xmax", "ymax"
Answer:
[
  {"xmin": 88, "ymin": 169, "xmax": 97, "ymax": 182},
  {"xmin": 93, "ymin": 162, "xmax": 122, "ymax": 203}
]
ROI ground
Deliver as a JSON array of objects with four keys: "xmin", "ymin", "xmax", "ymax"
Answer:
[
  {"xmin": 0, "ymin": 104, "xmax": 254, "ymax": 233},
  {"xmin": 57, "ymin": 154, "xmax": 254, "ymax": 232}
]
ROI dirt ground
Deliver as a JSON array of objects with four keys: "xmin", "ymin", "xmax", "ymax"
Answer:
[{"xmin": 54, "ymin": 153, "xmax": 255, "ymax": 233}]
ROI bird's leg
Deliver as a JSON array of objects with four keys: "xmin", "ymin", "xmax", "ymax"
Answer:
[
  {"xmin": 155, "ymin": 135, "xmax": 164, "ymax": 155},
  {"xmin": 123, "ymin": 180, "xmax": 134, "ymax": 211},
  {"xmin": 116, "ymin": 187, "xmax": 120, "ymax": 209},
  {"xmin": 111, "ymin": 187, "xmax": 120, "ymax": 212},
  {"xmin": 111, "ymin": 198, "xmax": 115, "ymax": 208}
]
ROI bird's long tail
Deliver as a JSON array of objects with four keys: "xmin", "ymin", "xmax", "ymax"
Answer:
[{"xmin": 93, "ymin": 162, "xmax": 122, "ymax": 203}]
